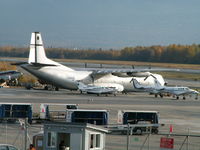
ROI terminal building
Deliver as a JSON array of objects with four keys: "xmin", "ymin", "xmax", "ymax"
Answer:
[{"xmin": 34, "ymin": 122, "xmax": 108, "ymax": 150}]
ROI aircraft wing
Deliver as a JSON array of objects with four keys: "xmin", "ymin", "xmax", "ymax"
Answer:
[
  {"xmin": 80, "ymin": 68, "xmax": 179, "ymax": 74},
  {"xmin": 89, "ymin": 68, "xmax": 179, "ymax": 75},
  {"xmin": 86, "ymin": 68, "xmax": 180, "ymax": 79},
  {"xmin": 0, "ymin": 70, "xmax": 23, "ymax": 81}
]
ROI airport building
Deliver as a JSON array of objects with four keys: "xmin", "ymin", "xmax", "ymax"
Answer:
[{"xmin": 40, "ymin": 122, "xmax": 108, "ymax": 150}]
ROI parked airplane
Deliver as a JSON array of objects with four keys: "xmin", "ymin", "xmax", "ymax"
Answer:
[
  {"xmin": 133, "ymin": 75, "xmax": 199, "ymax": 99},
  {"xmin": 0, "ymin": 70, "xmax": 22, "ymax": 86},
  {"xmin": 19, "ymin": 32, "xmax": 168, "ymax": 95}
]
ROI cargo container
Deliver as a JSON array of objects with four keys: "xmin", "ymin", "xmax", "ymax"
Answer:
[
  {"xmin": 0, "ymin": 103, "xmax": 32, "ymax": 124},
  {"xmin": 118, "ymin": 110, "xmax": 159, "ymax": 134},
  {"xmin": 66, "ymin": 109, "xmax": 109, "ymax": 125}
]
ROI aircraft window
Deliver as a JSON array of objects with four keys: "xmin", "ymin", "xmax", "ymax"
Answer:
[{"xmin": 37, "ymin": 36, "xmax": 40, "ymax": 40}]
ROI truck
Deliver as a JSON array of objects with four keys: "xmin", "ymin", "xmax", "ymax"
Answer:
[
  {"xmin": 0, "ymin": 103, "xmax": 32, "ymax": 124},
  {"xmin": 118, "ymin": 110, "xmax": 159, "ymax": 134},
  {"xmin": 66, "ymin": 109, "xmax": 109, "ymax": 125}
]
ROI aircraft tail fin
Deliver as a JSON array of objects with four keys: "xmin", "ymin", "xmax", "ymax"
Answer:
[
  {"xmin": 154, "ymin": 78, "xmax": 163, "ymax": 89},
  {"xmin": 28, "ymin": 32, "xmax": 74, "ymax": 71},
  {"xmin": 132, "ymin": 78, "xmax": 144, "ymax": 89},
  {"xmin": 28, "ymin": 32, "xmax": 49, "ymax": 64}
]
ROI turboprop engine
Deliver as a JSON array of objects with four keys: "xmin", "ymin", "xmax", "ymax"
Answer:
[{"xmin": 112, "ymin": 72, "xmax": 151, "ymax": 77}]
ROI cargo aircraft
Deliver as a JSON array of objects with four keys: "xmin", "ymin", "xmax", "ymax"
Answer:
[
  {"xmin": 133, "ymin": 75, "xmax": 199, "ymax": 99},
  {"xmin": 19, "ymin": 32, "xmax": 169, "ymax": 95}
]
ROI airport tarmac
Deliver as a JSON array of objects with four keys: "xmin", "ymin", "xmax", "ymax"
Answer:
[
  {"xmin": 0, "ymin": 87, "xmax": 200, "ymax": 134},
  {"xmin": 0, "ymin": 87, "xmax": 200, "ymax": 150}
]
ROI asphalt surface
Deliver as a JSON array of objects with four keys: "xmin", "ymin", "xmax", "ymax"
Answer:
[
  {"xmin": 0, "ymin": 87, "xmax": 200, "ymax": 150},
  {"xmin": 0, "ymin": 87, "xmax": 200, "ymax": 133}
]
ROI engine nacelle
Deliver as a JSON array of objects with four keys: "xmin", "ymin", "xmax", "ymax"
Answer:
[
  {"xmin": 112, "ymin": 73, "xmax": 129, "ymax": 77},
  {"xmin": 127, "ymin": 72, "xmax": 151, "ymax": 77},
  {"xmin": 112, "ymin": 72, "xmax": 151, "ymax": 77}
]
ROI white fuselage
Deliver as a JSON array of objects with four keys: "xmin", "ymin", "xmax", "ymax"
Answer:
[
  {"xmin": 21, "ymin": 64, "xmax": 164, "ymax": 92},
  {"xmin": 21, "ymin": 64, "xmax": 92, "ymax": 90},
  {"xmin": 161, "ymin": 86, "xmax": 198, "ymax": 96}
]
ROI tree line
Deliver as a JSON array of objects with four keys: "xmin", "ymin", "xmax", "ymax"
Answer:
[{"xmin": 0, "ymin": 44, "xmax": 200, "ymax": 64}]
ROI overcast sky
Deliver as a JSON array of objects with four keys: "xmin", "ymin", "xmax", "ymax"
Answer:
[{"xmin": 0, "ymin": 0, "xmax": 200, "ymax": 49}]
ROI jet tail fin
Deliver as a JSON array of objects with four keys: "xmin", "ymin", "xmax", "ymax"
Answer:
[
  {"xmin": 132, "ymin": 78, "xmax": 144, "ymax": 89},
  {"xmin": 154, "ymin": 78, "xmax": 163, "ymax": 89}
]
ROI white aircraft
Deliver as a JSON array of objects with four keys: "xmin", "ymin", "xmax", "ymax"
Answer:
[
  {"xmin": 0, "ymin": 70, "xmax": 22, "ymax": 86},
  {"xmin": 19, "ymin": 32, "xmax": 168, "ymax": 95},
  {"xmin": 133, "ymin": 75, "xmax": 199, "ymax": 100}
]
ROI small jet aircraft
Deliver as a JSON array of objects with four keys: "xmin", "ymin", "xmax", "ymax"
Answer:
[
  {"xmin": 133, "ymin": 75, "xmax": 199, "ymax": 100},
  {"xmin": 19, "ymin": 32, "xmax": 170, "ymax": 95},
  {"xmin": 0, "ymin": 70, "xmax": 22, "ymax": 86}
]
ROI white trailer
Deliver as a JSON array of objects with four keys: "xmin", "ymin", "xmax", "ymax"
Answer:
[
  {"xmin": 66, "ymin": 109, "xmax": 109, "ymax": 125},
  {"xmin": 117, "ymin": 110, "xmax": 160, "ymax": 134}
]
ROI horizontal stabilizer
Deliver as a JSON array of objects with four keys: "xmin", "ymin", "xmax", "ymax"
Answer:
[
  {"xmin": 11, "ymin": 62, "xmax": 28, "ymax": 66},
  {"xmin": 31, "ymin": 63, "xmax": 57, "ymax": 67}
]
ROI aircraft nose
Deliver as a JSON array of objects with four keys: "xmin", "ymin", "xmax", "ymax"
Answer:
[{"xmin": 192, "ymin": 90, "xmax": 199, "ymax": 94}]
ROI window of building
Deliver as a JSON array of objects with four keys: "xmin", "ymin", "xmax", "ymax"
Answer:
[
  {"xmin": 47, "ymin": 132, "xmax": 56, "ymax": 147},
  {"xmin": 96, "ymin": 134, "xmax": 100, "ymax": 148},
  {"xmin": 89, "ymin": 133, "xmax": 101, "ymax": 149}
]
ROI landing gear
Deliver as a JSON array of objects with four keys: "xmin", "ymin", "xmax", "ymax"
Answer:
[
  {"xmin": 176, "ymin": 96, "xmax": 179, "ymax": 100},
  {"xmin": 183, "ymin": 96, "xmax": 186, "ymax": 100},
  {"xmin": 55, "ymin": 87, "xmax": 59, "ymax": 91},
  {"xmin": 44, "ymin": 86, "xmax": 48, "ymax": 90},
  {"xmin": 122, "ymin": 91, "xmax": 128, "ymax": 94},
  {"xmin": 155, "ymin": 94, "xmax": 158, "ymax": 98},
  {"xmin": 44, "ymin": 85, "xmax": 59, "ymax": 91}
]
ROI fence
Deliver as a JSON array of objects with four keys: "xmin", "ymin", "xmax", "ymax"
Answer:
[
  {"xmin": 105, "ymin": 132, "xmax": 200, "ymax": 150},
  {"xmin": 0, "ymin": 118, "xmax": 42, "ymax": 150},
  {"xmin": 0, "ymin": 120, "xmax": 200, "ymax": 150}
]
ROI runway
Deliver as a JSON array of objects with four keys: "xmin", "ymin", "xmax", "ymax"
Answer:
[{"xmin": 0, "ymin": 87, "xmax": 200, "ymax": 134}]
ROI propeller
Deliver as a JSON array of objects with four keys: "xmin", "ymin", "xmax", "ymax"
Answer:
[
  {"xmin": 130, "ymin": 78, "xmax": 133, "ymax": 83},
  {"xmin": 144, "ymin": 74, "xmax": 157, "ymax": 81}
]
